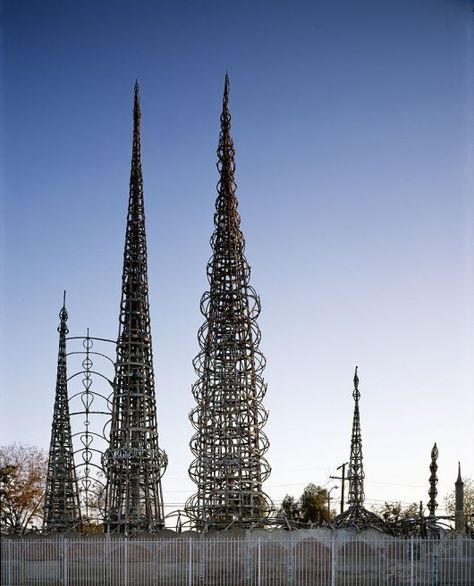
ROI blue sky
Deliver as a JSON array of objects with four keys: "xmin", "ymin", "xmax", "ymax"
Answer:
[{"xmin": 1, "ymin": 0, "xmax": 473, "ymax": 520}]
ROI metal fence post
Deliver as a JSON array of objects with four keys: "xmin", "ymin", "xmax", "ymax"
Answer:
[
  {"xmin": 257, "ymin": 537, "xmax": 261, "ymax": 586},
  {"xmin": 63, "ymin": 538, "xmax": 68, "ymax": 586},
  {"xmin": 410, "ymin": 536, "xmax": 414, "ymax": 586},
  {"xmin": 331, "ymin": 536, "xmax": 336, "ymax": 586},
  {"xmin": 124, "ymin": 539, "xmax": 128, "ymax": 586},
  {"xmin": 431, "ymin": 552, "xmax": 438, "ymax": 586},
  {"xmin": 188, "ymin": 538, "xmax": 193, "ymax": 586},
  {"xmin": 8, "ymin": 540, "xmax": 12, "ymax": 586}
]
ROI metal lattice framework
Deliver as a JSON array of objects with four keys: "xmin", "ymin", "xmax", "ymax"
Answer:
[
  {"xmin": 43, "ymin": 293, "xmax": 81, "ymax": 532},
  {"xmin": 428, "ymin": 442, "xmax": 438, "ymax": 519},
  {"xmin": 186, "ymin": 75, "xmax": 273, "ymax": 531},
  {"xmin": 103, "ymin": 82, "xmax": 167, "ymax": 534},
  {"xmin": 67, "ymin": 330, "xmax": 115, "ymax": 526},
  {"xmin": 334, "ymin": 367, "xmax": 387, "ymax": 531}
]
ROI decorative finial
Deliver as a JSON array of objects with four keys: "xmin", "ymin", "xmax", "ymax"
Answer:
[
  {"xmin": 353, "ymin": 366, "xmax": 360, "ymax": 400},
  {"xmin": 428, "ymin": 442, "xmax": 438, "ymax": 518}
]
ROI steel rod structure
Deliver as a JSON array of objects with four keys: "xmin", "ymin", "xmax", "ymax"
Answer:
[
  {"xmin": 186, "ymin": 75, "xmax": 272, "ymax": 531},
  {"xmin": 104, "ymin": 82, "xmax": 167, "ymax": 534},
  {"xmin": 43, "ymin": 292, "xmax": 81, "ymax": 532},
  {"xmin": 333, "ymin": 367, "xmax": 387, "ymax": 531}
]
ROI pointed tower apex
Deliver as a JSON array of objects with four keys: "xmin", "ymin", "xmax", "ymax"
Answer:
[
  {"xmin": 456, "ymin": 461, "xmax": 463, "ymax": 484},
  {"xmin": 133, "ymin": 81, "xmax": 141, "ymax": 118},
  {"xmin": 59, "ymin": 291, "xmax": 68, "ymax": 332},
  {"xmin": 353, "ymin": 366, "xmax": 360, "ymax": 400}
]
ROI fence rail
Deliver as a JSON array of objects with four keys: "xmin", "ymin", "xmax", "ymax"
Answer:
[{"xmin": 1, "ymin": 535, "xmax": 473, "ymax": 585}]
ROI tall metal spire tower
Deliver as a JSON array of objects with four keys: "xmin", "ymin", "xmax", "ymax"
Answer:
[
  {"xmin": 104, "ymin": 82, "xmax": 167, "ymax": 534},
  {"xmin": 43, "ymin": 292, "xmax": 81, "ymax": 532},
  {"xmin": 427, "ymin": 442, "xmax": 438, "ymax": 519},
  {"xmin": 334, "ymin": 367, "xmax": 387, "ymax": 530},
  {"xmin": 347, "ymin": 366, "xmax": 364, "ymax": 508},
  {"xmin": 186, "ymin": 75, "xmax": 272, "ymax": 531}
]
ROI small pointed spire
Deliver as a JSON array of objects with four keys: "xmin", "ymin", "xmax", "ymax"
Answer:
[
  {"xmin": 223, "ymin": 72, "xmax": 230, "ymax": 104},
  {"xmin": 353, "ymin": 366, "xmax": 360, "ymax": 400},
  {"xmin": 455, "ymin": 461, "xmax": 465, "ymax": 533},
  {"xmin": 133, "ymin": 81, "xmax": 140, "ymax": 115},
  {"xmin": 59, "ymin": 290, "xmax": 68, "ymax": 325},
  {"xmin": 456, "ymin": 461, "xmax": 462, "ymax": 483}
]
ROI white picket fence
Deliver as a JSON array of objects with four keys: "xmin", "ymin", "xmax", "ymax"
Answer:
[{"xmin": 1, "ymin": 535, "xmax": 473, "ymax": 585}]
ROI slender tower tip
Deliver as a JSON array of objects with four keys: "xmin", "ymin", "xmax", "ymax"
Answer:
[
  {"xmin": 353, "ymin": 366, "xmax": 359, "ymax": 387},
  {"xmin": 223, "ymin": 73, "xmax": 230, "ymax": 102},
  {"xmin": 62, "ymin": 290, "xmax": 66, "ymax": 307},
  {"xmin": 457, "ymin": 461, "xmax": 462, "ymax": 482}
]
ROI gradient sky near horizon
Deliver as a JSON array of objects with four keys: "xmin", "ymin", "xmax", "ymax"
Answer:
[{"xmin": 1, "ymin": 0, "xmax": 473, "ymax": 521}]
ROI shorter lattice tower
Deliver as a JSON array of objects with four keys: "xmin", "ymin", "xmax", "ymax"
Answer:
[
  {"xmin": 104, "ymin": 83, "xmax": 167, "ymax": 533},
  {"xmin": 334, "ymin": 367, "xmax": 387, "ymax": 531},
  {"xmin": 43, "ymin": 292, "xmax": 81, "ymax": 532},
  {"xmin": 186, "ymin": 75, "xmax": 272, "ymax": 531}
]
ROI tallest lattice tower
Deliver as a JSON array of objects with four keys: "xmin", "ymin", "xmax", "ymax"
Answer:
[
  {"xmin": 104, "ymin": 83, "xmax": 167, "ymax": 533},
  {"xmin": 186, "ymin": 76, "xmax": 272, "ymax": 530}
]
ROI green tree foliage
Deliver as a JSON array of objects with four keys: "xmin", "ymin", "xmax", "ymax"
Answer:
[
  {"xmin": 278, "ymin": 483, "xmax": 331, "ymax": 525},
  {"xmin": 445, "ymin": 477, "xmax": 474, "ymax": 534},
  {"xmin": 0, "ymin": 443, "xmax": 48, "ymax": 534},
  {"xmin": 374, "ymin": 501, "xmax": 419, "ymax": 524}
]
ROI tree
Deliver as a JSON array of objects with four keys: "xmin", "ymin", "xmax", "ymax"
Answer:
[
  {"xmin": 0, "ymin": 443, "xmax": 48, "ymax": 534},
  {"xmin": 299, "ymin": 483, "xmax": 330, "ymax": 524},
  {"xmin": 279, "ymin": 495, "xmax": 300, "ymax": 522},
  {"xmin": 374, "ymin": 501, "xmax": 419, "ymax": 524},
  {"xmin": 445, "ymin": 476, "xmax": 474, "ymax": 534},
  {"xmin": 278, "ymin": 483, "xmax": 331, "ymax": 525}
]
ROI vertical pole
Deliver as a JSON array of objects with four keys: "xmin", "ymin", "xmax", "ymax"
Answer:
[
  {"xmin": 340, "ymin": 463, "xmax": 346, "ymax": 514},
  {"xmin": 432, "ymin": 552, "xmax": 438, "ymax": 586},
  {"xmin": 257, "ymin": 537, "xmax": 261, "ymax": 586},
  {"xmin": 410, "ymin": 536, "xmax": 414, "ymax": 586},
  {"xmin": 124, "ymin": 539, "xmax": 128, "ymax": 586},
  {"xmin": 63, "ymin": 538, "xmax": 68, "ymax": 586},
  {"xmin": 188, "ymin": 538, "xmax": 192, "ymax": 586},
  {"xmin": 8, "ymin": 540, "xmax": 12, "ymax": 586},
  {"xmin": 331, "ymin": 536, "xmax": 336, "ymax": 586}
]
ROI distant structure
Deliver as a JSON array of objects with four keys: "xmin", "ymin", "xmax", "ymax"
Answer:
[
  {"xmin": 43, "ymin": 293, "xmax": 81, "ymax": 532},
  {"xmin": 186, "ymin": 75, "xmax": 272, "ymax": 531},
  {"xmin": 334, "ymin": 367, "xmax": 387, "ymax": 531},
  {"xmin": 455, "ymin": 462, "xmax": 465, "ymax": 533},
  {"xmin": 427, "ymin": 443, "xmax": 438, "ymax": 519},
  {"xmin": 104, "ymin": 83, "xmax": 167, "ymax": 534}
]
